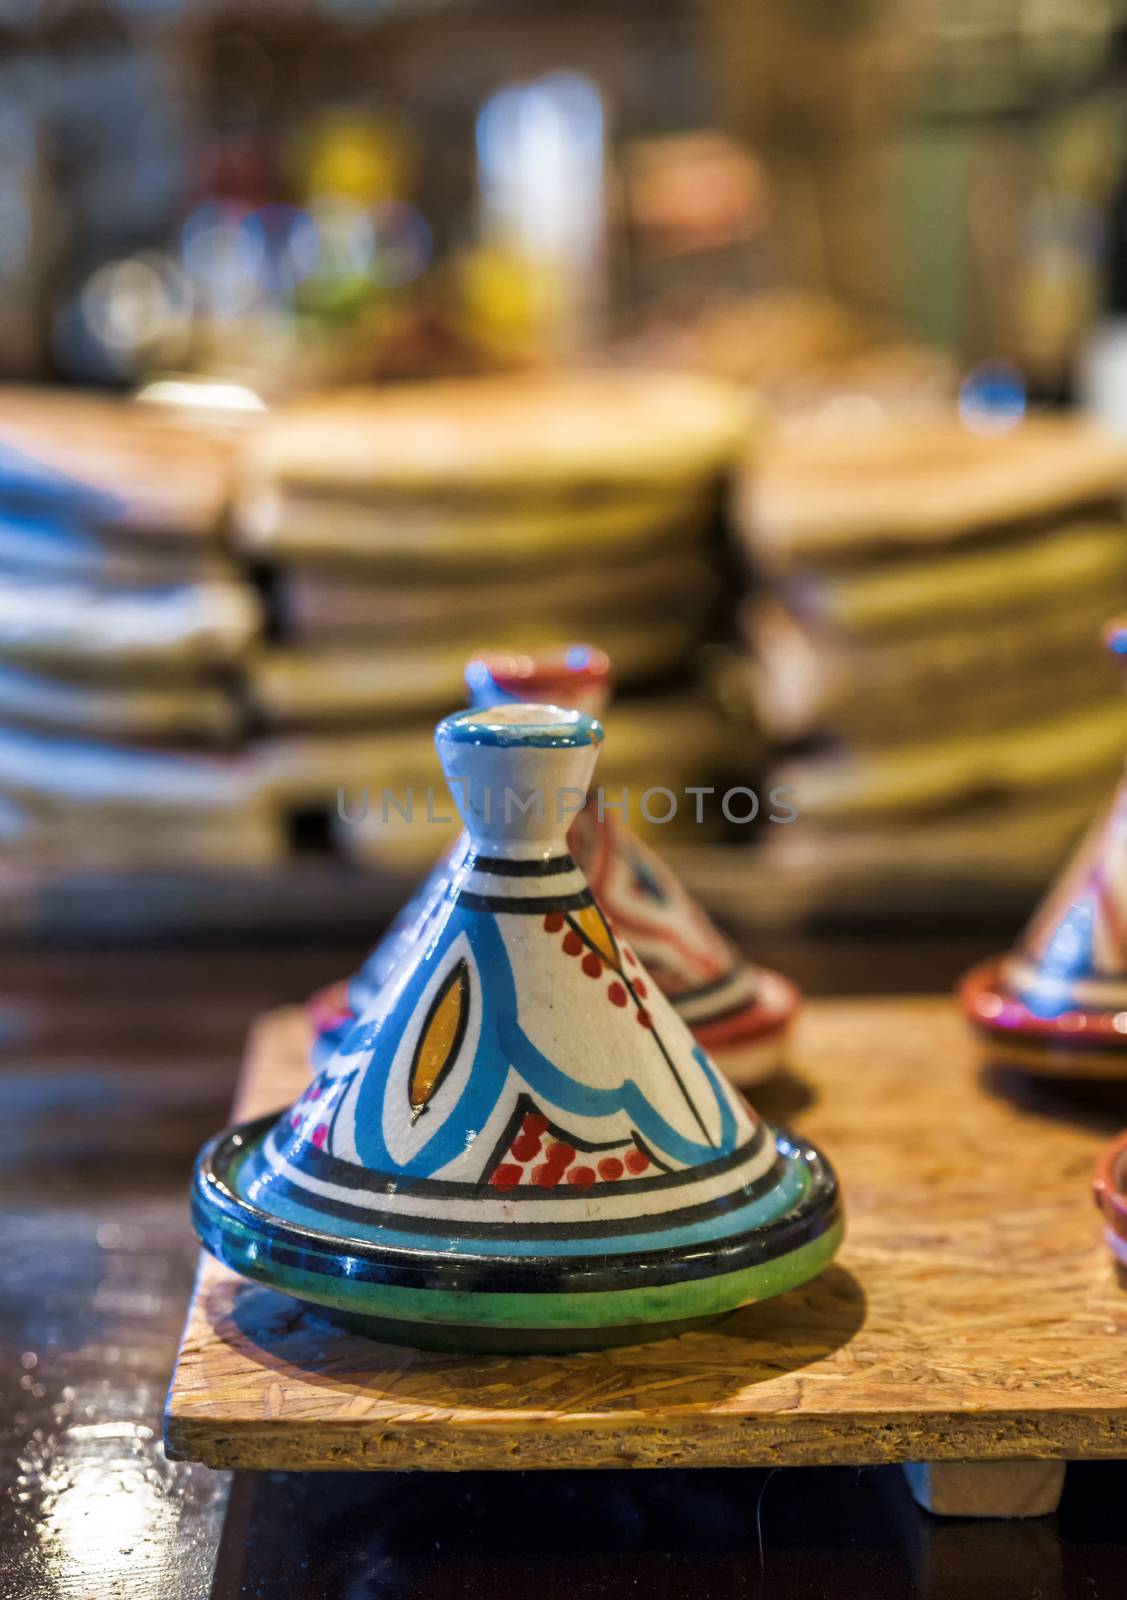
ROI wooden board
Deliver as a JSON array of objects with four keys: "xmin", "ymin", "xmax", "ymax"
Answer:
[{"xmin": 165, "ymin": 998, "xmax": 1127, "ymax": 1473}]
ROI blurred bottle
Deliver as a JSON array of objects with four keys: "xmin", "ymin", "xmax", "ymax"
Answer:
[
  {"xmin": 1078, "ymin": 157, "xmax": 1127, "ymax": 432},
  {"xmin": 465, "ymin": 71, "xmax": 606, "ymax": 359},
  {"xmin": 0, "ymin": 97, "xmax": 55, "ymax": 378}
]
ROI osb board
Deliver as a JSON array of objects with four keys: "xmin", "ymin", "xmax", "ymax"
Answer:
[{"xmin": 165, "ymin": 1000, "xmax": 1127, "ymax": 1471}]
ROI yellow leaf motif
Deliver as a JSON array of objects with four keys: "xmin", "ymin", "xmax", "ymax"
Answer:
[
  {"xmin": 409, "ymin": 959, "xmax": 471, "ymax": 1123},
  {"xmin": 571, "ymin": 905, "xmax": 621, "ymax": 972}
]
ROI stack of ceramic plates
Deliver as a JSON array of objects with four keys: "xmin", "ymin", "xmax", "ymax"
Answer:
[
  {"xmin": 236, "ymin": 371, "xmax": 750, "ymax": 845},
  {"xmin": 734, "ymin": 413, "xmax": 1127, "ymax": 912},
  {"xmin": 0, "ymin": 388, "xmax": 276, "ymax": 871},
  {"xmin": 628, "ymin": 291, "xmax": 954, "ymax": 424}
]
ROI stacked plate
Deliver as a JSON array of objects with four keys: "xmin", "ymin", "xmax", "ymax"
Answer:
[
  {"xmin": 631, "ymin": 290, "xmax": 954, "ymax": 423},
  {"xmin": 0, "ymin": 388, "xmax": 275, "ymax": 871},
  {"xmin": 734, "ymin": 413, "xmax": 1127, "ymax": 915},
  {"xmin": 236, "ymin": 371, "xmax": 750, "ymax": 864}
]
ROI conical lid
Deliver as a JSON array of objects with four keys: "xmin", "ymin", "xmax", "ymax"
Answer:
[
  {"xmin": 961, "ymin": 619, "xmax": 1127, "ymax": 1070},
  {"xmin": 309, "ymin": 647, "xmax": 615, "ymax": 1046},
  {"xmin": 311, "ymin": 644, "xmax": 798, "ymax": 1083},
  {"xmin": 196, "ymin": 703, "xmax": 840, "ymax": 1349}
]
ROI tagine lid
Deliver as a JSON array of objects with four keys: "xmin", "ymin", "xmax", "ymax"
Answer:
[
  {"xmin": 960, "ymin": 783, "xmax": 1127, "ymax": 1056},
  {"xmin": 308, "ymin": 643, "xmax": 800, "ymax": 1080},
  {"xmin": 197, "ymin": 701, "xmax": 839, "ymax": 1337},
  {"xmin": 961, "ymin": 621, "xmax": 1127, "ymax": 1061}
]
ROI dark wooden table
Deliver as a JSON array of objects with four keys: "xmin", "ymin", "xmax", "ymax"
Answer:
[{"xmin": 3, "ymin": 931, "xmax": 1125, "ymax": 1600}]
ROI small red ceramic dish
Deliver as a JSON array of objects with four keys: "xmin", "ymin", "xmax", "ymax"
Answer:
[
  {"xmin": 960, "ymin": 956, "xmax": 1127, "ymax": 1078},
  {"xmin": 464, "ymin": 644, "xmax": 612, "ymax": 717},
  {"xmin": 1093, "ymin": 1129, "xmax": 1127, "ymax": 1269}
]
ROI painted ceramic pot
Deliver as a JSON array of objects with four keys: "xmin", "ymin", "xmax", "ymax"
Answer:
[
  {"xmin": 194, "ymin": 703, "xmax": 842, "ymax": 1351},
  {"xmin": 960, "ymin": 620, "xmax": 1127, "ymax": 1077},
  {"xmin": 309, "ymin": 644, "xmax": 799, "ymax": 1085},
  {"xmin": 1094, "ymin": 1129, "xmax": 1127, "ymax": 1273}
]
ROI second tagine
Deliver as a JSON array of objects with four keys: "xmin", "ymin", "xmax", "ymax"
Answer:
[
  {"xmin": 960, "ymin": 619, "xmax": 1127, "ymax": 1076},
  {"xmin": 310, "ymin": 644, "xmax": 799, "ymax": 1085}
]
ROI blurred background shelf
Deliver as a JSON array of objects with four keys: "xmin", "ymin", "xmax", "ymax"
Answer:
[
  {"xmin": 8, "ymin": 1, "xmax": 1127, "ymax": 1594},
  {"xmin": 3, "ymin": 0, "xmax": 1127, "ymax": 943},
  {"xmin": 0, "ymin": 841, "xmax": 1050, "ymax": 946}
]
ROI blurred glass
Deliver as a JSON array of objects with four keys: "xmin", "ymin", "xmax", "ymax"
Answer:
[{"xmin": 475, "ymin": 71, "xmax": 605, "ymax": 350}]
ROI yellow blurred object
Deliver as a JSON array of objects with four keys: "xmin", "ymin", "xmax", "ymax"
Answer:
[
  {"xmin": 1017, "ymin": 244, "xmax": 1099, "ymax": 378},
  {"xmin": 455, "ymin": 246, "xmax": 569, "ymax": 358},
  {"xmin": 303, "ymin": 112, "xmax": 408, "ymax": 204}
]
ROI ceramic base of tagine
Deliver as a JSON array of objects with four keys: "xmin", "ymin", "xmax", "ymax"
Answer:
[
  {"xmin": 196, "ymin": 703, "xmax": 842, "ymax": 1351},
  {"xmin": 309, "ymin": 645, "xmax": 799, "ymax": 1086}
]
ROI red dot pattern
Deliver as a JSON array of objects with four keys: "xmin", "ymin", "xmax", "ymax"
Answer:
[
  {"xmin": 510, "ymin": 1132, "xmax": 542, "ymax": 1163},
  {"xmin": 488, "ymin": 1105, "xmax": 655, "ymax": 1191},
  {"xmin": 541, "ymin": 914, "xmax": 664, "ymax": 1031},
  {"xmin": 531, "ymin": 1140, "xmax": 577, "ymax": 1187},
  {"xmin": 290, "ymin": 1076, "xmax": 328, "ymax": 1132}
]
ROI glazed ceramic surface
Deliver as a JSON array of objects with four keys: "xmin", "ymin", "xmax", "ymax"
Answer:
[
  {"xmin": 309, "ymin": 645, "xmax": 799, "ymax": 1083},
  {"xmin": 195, "ymin": 703, "xmax": 841, "ymax": 1350},
  {"xmin": 960, "ymin": 621, "xmax": 1127, "ymax": 1075},
  {"xmin": 1093, "ymin": 1128, "xmax": 1127, "ymax": 1270}
]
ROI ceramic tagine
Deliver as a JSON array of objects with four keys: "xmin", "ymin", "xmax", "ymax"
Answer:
[
  {"xmin": 194, "ymin": 702, "xmax": 842, "ymax": 1351},
  {"xmin": 960, "ymin": 619, "xmax": 1127, "ymax": 1077},
  {"xmin": 1094, "ymin": 1128, "xmax": 1127, "ymax": 1275},
  {"xmin": 309, "ymin": 644, "xmax": 800, "ymax": 1085}
]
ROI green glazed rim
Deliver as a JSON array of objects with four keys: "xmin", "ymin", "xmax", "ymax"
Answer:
[{"xmin": 192, "ymin": 1119, "xmax": 843, "ymax": 1335}]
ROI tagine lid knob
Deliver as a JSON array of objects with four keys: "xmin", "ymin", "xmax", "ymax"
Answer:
[{"xmin": 435, "ymin": 701, "xmax": 603, "ymax": 856}]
